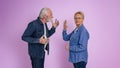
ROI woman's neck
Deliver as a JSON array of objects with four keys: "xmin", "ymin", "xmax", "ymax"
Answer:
[{"xmin": 76, "ymin": 23, "xmax": 83, "ymax": 28}]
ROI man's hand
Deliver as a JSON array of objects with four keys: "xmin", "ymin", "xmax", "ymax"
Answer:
[
  {"xmin": 53, "ymin": 19, "xmax": 59, "ymax": 28},
  {"xmin": 39, "ymin": 36, "xmax": 49, "ymax": 44},
  {"xmin": 63, "ymin": 20, "xmax": 68, "ymax": 30},
  {"xmin": 65, "ymin": 43, "xmax": 69, "ymax": 51}
]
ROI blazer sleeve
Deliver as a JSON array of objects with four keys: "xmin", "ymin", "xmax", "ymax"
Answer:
[
  {"xmin": 62, "ymin": 30, "xmax": 72, "ymax": 41},
  {"xmin": 22, "ymin": 23, "xmax": 40, "ymax": 43}
]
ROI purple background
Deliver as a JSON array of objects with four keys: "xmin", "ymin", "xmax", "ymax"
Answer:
[{"xmin": 0, "ymin": 0, "xmax": 120, "ymax": 68}]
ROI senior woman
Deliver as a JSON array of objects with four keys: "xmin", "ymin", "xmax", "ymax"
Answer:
[{"xmin": 62, "ymin": 11, "xmax": 89, "ymax": 68}]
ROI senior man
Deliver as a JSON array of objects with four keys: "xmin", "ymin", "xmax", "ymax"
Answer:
[{"xmin": 22, "ymin": 7, "xmax": 59, "ymax": 68}]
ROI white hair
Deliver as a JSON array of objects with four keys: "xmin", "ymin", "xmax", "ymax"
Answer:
[{"xmin": 39, "ymin": 7, "xmax": 50, "ymax": 18}]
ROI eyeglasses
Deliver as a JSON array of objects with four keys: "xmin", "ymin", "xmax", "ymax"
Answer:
[{"xmin": 74, "ymin": 17, "xmax": 83, "ymax": 20}]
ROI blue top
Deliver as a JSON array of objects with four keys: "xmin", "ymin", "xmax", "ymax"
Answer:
[{"xmin": 62, "ymin": 24, "xmax": 89, "ymax": 63}]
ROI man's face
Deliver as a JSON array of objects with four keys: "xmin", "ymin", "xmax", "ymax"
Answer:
[
  {"xmin": 74, "ymin": 14, "xmax": 84, "ymax": 26},
  {"xmin": 46, "ymin": 10, "xmax": 53, "ymax": 22}
]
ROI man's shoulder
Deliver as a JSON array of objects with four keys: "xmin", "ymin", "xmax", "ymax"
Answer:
[{"xmin": 28, "ymin": 19, "xmax": 38, "ymax": 26}]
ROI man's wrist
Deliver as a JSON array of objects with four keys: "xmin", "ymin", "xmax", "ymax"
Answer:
[{"xmin": 52, "ymin": 26, "xmax": 56, "ymax": 29}]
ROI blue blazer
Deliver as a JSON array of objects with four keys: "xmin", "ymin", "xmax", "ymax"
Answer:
[
  {"xmin": 22, "ymin": 17, "xmax": 56, "ymax": 58},
  {"xmin": 62, "ymin": 24, "xmax": 89, "ymax": 63}
]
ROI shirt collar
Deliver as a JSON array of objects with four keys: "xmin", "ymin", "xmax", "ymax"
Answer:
[
  {"xmin": 77, "ymin": 24, "xmax": 84, "ymax": 31},
  {"xmin": 36, "ymin": 17, "xmax": 43, "ymax": 25}
]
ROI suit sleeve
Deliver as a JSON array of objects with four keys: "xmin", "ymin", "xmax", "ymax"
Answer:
[
  {"xmin": 22, "ymin": 23, "xmax": 40, "ymax": 43},
  {"xmin": 47, "ymin": 26, "xmax": 56, "ymax": 37}
]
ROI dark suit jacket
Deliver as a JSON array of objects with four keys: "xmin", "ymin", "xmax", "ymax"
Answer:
[{"xmin": 22, "ymin": 17, "xmax": 56, "ymax": 58}]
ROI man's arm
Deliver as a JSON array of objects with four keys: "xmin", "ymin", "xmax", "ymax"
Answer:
[
  {"xmin": 48, "ymin": 26, "xmax": 56, "ymax": 37},
  {"xmin": 47, "ymin": 19, "xmax": 59, "ymax": 37},
  {"xmin": 22, "ymin": 22, "xmax": 40, "ymax": 43}
]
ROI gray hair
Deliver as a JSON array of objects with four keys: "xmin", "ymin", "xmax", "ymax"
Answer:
[{"xmin": 39, "ymin": 7, "xmax": 50, "ymax": 18}]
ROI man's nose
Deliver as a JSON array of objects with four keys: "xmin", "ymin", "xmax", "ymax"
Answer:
[{"xmin": 51, "ymin": 16, "xmax": 53, "ymax": 18}]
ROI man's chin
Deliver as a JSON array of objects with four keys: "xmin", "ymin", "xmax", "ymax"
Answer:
[{"xmin": 47, "ymin": 19, "xmax": 53, "ymax": 23}]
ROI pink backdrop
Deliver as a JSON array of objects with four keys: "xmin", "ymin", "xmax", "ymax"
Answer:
[{"xmin": 0, "ymin": 0, "xmax": 120, "ymax": 68}]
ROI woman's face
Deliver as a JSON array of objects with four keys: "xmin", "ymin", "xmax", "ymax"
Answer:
[{"xmin": 74, "ymin": 14, "xmax": 84, "ymax": 27}]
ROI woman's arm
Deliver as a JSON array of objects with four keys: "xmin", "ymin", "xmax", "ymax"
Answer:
[
  {"xmin": 62, "ymin": 30, "xmax": 72, "ymax": 41},
  {"xmin": 62, "ymin": 20, "xmax": 73, "ymax": 41}
]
